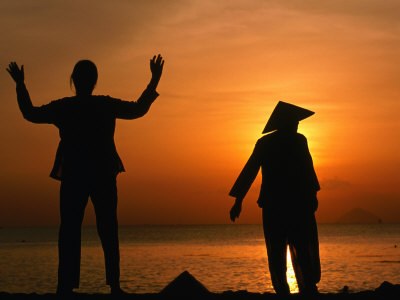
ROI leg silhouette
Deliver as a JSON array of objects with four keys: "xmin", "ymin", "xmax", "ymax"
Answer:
[
  {"xmin": 262, "ymin": 210, "xmax": 290, "ymax": 295},
  {"xmin": 289, "ymin": 214, "xmax": 320, "ymax": 294},
  {"xmin": 58, "ymin": 178, "xmax": 89, "ymax": 292},
  {"xmin": 91, "ymin": 175, "xmax": 120, "ymax": 287}
]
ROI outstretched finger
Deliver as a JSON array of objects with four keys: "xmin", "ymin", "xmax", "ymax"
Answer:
[
  {"xmin": 6, "ymin": 63, "xmax": 14, "ymax": 75},
  {"xmin": 11, "ymin": 62, "xmax": 19, "ymax": 72}
]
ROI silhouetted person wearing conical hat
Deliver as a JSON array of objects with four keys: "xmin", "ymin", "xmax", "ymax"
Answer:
[
  {"xmin": 229, "ymin": 101, "xmax": 321, "ymax": 295},
  {"xmin": 6, "ymin": 55, "xmax": 164, "ymax": 295}
]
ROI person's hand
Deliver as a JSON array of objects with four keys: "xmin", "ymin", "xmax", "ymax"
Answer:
[
  {"xmin": 230, "ymin": 199, "xmax": 242, "ymax": 222},
  {"xmin": 6, "ymin": 62, "xmax": 24, "ymax": 84},
  {"xmin": 150, "ymin": 54, "xmax": 164, "ymax": 80}
]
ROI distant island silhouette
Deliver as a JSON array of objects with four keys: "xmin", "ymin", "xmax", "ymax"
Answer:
[{"xmin": 336, "ymin": 208, "xmax": 382, "ymax": 224}]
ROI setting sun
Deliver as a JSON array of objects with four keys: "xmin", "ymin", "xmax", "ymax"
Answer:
[
  {"xmin": 0, "ymin": 1, "xmax": 399, "ymax": 227},
  {"xmin": 1, "ymin": 0, "xmax": 400, "ymax": 297}
]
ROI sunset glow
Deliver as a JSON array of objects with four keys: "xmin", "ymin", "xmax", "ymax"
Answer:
[{"xmin": 1, "ymin": 0, "xmax": 400, "ymax": 225}]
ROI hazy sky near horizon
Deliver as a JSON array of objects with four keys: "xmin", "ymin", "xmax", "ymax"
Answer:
[{"xmin": 1, "ymin": 0, "xmax": 400, "ymax": 225}]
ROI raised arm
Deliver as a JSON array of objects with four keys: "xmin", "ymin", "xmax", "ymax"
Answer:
[
  {"xmin": 6, "ymin": 62, "xmax": 56, "ymax": 124},
  {"xmin": 113, "ymin": 54, "xmax": 164, "ymax": 119},
  {"xmin": 229, "ymin": 141, "xmax": 262, "ymax": 222}
]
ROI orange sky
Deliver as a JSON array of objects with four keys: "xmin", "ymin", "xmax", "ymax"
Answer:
[{"xmin": 1, "ymin": 0, "xmax": 400, "ymax": 225}]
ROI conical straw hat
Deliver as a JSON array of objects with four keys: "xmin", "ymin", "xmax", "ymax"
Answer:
[{"xmin": 262, "ymin": 101, "xmax": 314, "ymax": 134}]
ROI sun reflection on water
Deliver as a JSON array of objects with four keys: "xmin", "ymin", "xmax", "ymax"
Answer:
[{"xmin": 287, "ymin": 248, "xmax": 299, "ymax": 293}]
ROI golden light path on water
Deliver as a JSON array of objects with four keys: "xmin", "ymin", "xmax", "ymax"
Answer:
[{"xmin": 287, "ymin": 248, "xmax": 299, "ymax": 293}]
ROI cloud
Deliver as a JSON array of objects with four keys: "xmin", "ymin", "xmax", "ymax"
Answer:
[{"xmin": 320, "ymin": 177, "xmax": 351, "ymax": 190}]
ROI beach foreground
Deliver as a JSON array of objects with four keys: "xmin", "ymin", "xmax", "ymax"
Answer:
[
  {"xmin": 1, "ymin": 272, "xmax": 399, "ymax": 300},
  {"xmin": 1, "ymin": 286, "xmax": 400, "ymax": 300}
]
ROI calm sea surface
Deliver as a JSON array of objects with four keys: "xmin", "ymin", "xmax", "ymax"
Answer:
[{"xmin": 0, "ymin": 224, "xmax": 399, "ymax": 294}]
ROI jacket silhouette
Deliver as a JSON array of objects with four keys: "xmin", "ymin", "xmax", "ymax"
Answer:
[
  {"xmin": 230, "ymin": 130, "xmax": 319, "ymax": 212},
  {"xmin": 229, "ymin": 101, "xmax": 321, "ymax": 295},
  {"xmin": 17, "ymin": 89, "xmax": 158, "ymax": 180}
]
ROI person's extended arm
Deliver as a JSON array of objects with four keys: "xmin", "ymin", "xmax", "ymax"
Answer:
[
  {"xmin": 7, "ymin": 62, "xmax": 56, "ymax": 123},
  {"xmin": 229, "ymin": 141, "xmax": 262, "ymax": 222},
  {"xmin": 113, "ymin": 54, "xmax": 164, "ymax": 119}
]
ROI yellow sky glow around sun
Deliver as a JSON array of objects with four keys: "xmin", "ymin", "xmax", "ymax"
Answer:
[{"xmin": 1, "ymin": 0, "xmax": 400, "ymax": 225}]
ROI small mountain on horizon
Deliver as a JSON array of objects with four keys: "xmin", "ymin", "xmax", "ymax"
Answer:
[{"xmin": 336, "ymin": 207, "xmax": 382, "ymax": 224}]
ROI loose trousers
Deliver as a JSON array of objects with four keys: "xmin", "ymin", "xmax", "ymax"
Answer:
[
  {"xmin": 57, "ymin": 174, "xmax": 120, "ymax": 289},
  {"xmin": 262, "ymin": 208, "xmax": 321, "ymax": 294}
]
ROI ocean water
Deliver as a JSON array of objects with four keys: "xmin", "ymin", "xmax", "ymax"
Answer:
[{"xmin": 0, "ymin": 224, "xmax": 399, "ymax": 294}]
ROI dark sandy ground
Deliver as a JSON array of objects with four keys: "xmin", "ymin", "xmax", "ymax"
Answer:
[
  {"xmin": 1, "ymin": 272, "xmax": 399, "ymax": 300},
  {"xmin": 1, "ymin": 281, "xmax": 400, "ymax": 300}
]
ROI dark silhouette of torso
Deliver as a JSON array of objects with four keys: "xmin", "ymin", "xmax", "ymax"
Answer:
[
  {"xmin": 230, "ymin": 130, "xmax": 319, "ymax": 214},
  {"xmin": 18, "ymin": 90, "xmax": 158, "ymax": 180},
  {"xmin": 50, "ymin": 95, "xmax": 125, "ymax": 179},
  {"xmin": 258, "ymin": 131, "xmax": 319, "ymax": 213}
]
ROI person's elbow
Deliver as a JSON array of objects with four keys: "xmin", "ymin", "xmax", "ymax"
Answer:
[
  {"xmin": 136, "ymin": 105, "xmax": 151, "ymax": 118},
  {"xmin": 20, "ymin": 108, "xmax": 44, "ymax": 123},
  {"xmin": 121, "ymin": 104, "xmax": 152, "ymax": 119},
  {"xmin": 20, "ymin": 109, "xmax": 35, "ymax": 122}
]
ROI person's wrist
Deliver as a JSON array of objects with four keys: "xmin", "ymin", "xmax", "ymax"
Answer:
[
  {"xmin": 147, "ymin": 83, "xmax": 157, "ymax": 90},
  {"xmin": 16, "ymin": 81, "xmax": 25, "ymax": 87},
  {"xmin": 151, "ymin": 72, "xmax": 161, "ymax": 79}
]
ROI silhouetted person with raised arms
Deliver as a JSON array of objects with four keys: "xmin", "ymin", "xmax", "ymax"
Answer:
[
  {"xmin": 229, "ymin": 101, "xmax": 321, "ymax": 295},
  {"xmin": 6, "ymin": 55, "xmax": 164, "ymax": 295}
]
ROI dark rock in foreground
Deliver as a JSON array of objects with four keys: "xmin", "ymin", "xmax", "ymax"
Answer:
[{"xmin": 160, "ymin": 270, "xmax": 210, "ymax": 297}]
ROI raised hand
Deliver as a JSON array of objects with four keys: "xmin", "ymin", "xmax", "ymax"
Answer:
[
  {"xmin": 6, "ymin": 62, "xmax": 25, "ymax": 84},
  {"xmin": 150, "ymin": 54, "xmax": 164, "ymax": 80}
]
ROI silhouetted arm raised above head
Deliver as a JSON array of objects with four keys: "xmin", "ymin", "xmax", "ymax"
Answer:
[
  {"xmin": 112, "ymin": 54, "xmax": 164, "ymax": 120},
  {"xmin": 7, "ymin": 62, "xmax": 57, "ymax": 124}
]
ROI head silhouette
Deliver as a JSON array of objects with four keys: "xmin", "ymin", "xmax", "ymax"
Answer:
[
  {"xmin": 70, "ymin": 60, "xmax": 98, "ymax": 95},
  {"xmin": 277, "ymin": 119, "xmax": 299, "ymax": 133}
]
